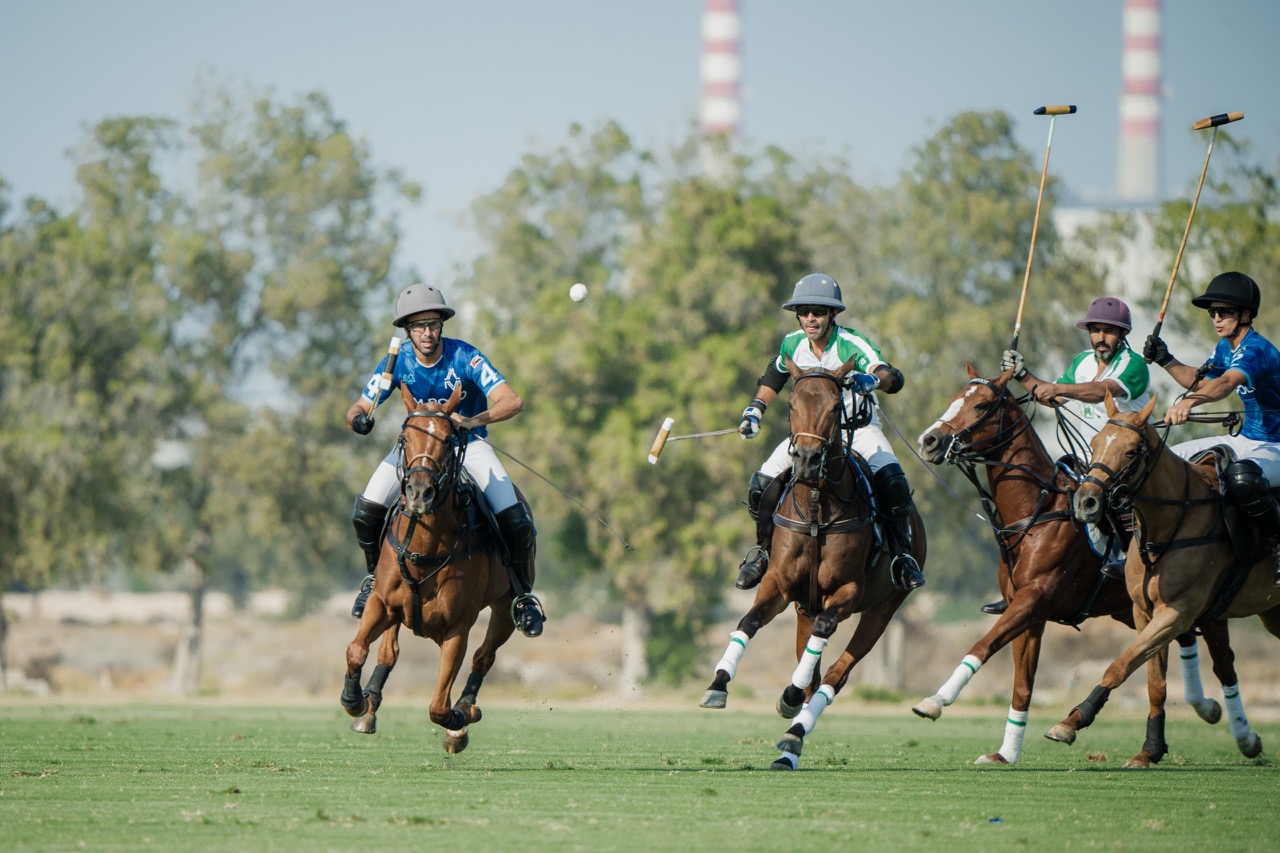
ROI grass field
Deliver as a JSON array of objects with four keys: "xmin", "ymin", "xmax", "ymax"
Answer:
[{"xmin": 2, "ymin": 699, "xmax": 1277, "ymax": 851}]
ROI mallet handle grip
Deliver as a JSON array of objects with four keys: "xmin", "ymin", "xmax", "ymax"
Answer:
[
  {"xmin": 1193, "ymin": 111, "xmax": 1243, "ymax": 130},
  {"xmin": 369, "ymin": 335, "xmax": 403, "ymax": 412},
  {"xmin": 1034, "ymin": 105, "xmax": 1077, "ymax": 116}
]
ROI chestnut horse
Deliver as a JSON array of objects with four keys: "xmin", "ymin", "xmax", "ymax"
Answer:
[
  {"xmin": 915, "ymin": 366, "xmax": 1243, "ymax": 766},
  {"xmin": 340, "ymin": 382, "xmax": 527, "ymax": 753},
  {"xmin": 700, "ymin": 356, "xmax": 925, "ymax": 770},
  {"xmin": 1047, "ymin": 392, "xmax": 1280, "ymax": 765}
]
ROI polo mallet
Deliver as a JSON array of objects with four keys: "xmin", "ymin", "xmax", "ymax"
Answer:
[
  {"xmin": 1009, "ymin": 104, "xmax": 1077, "ymax": 352},
  {"xmin": 647, "ymin": 417, "xmax": 740, "ymax": 464},
  {"xmin": 1149, "ymin": 111, "xmax": 1245, "ymax": 347},
  {"xmin": 367, "ymin": 334, "xmax": 403, "ymax": 414}
]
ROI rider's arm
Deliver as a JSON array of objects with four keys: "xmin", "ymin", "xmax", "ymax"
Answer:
[
  {"xmin": 871, "ymin": 363, "xmax": 905, "ymax": 394},
  {"xmin": 1163, "ymin": 370, "xmax": 1245, "ymax": 425},
  {"xmin": 452, "ymin": 382, "xmax": 524, "ymax": 431},
  {"xmin": 1033, "ymin": 377, "xmax": 1127, "ymax": 406},
  {"xmin": 345, "ymin": 398, "xmax": 373, "ymax": 429}
]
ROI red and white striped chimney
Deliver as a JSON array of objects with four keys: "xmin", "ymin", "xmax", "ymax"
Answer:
[
  {"xmin": 700, "ymin": 0, "xmax": 741, "ymax": 139},
  {"xmin": 1117, "ymin": 0, "xmax": 1161, "ymax": 201}
]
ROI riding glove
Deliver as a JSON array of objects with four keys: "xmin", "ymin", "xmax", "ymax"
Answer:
[
  {"xmin": 1000, "ymin": 349, "xmax": 1028, "ymax": 380},
  {"xmin": 1143, "ymin": 334, "xmax": 1173, "ymax": 367},
  {"xmin": 846, "ymin": 372, "xmax": 880, "ymax": 396},
  {"xmin": 739, "ymin": 398, "xmax": 766, "ymax": 439},
  {"xmin": 351, "ymin": 412, "xmax": 375, "ymax": 435}
]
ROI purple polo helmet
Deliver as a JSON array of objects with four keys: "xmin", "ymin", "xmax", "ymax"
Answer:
[{"xmin": 1075, "ymin": 297, "xmax": 1133, "ymax": 332}]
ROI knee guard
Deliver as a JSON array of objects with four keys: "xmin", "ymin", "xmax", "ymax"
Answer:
[
  {"xmin": 352, "ymin": 495, "xmax": 390, "ymax": 571},
  {"xmin": 1224, "ymin": 460, "xmax": 1277, "ymax": 519},
  {"xmin": 872, "ymin": 463, "xmax": 913, "ymax": 522},
  {"xmin": 746, "ymin": 472, "xmax": 774, "ymax": 522}
]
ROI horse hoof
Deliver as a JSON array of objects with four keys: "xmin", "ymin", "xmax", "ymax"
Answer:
[
  {"xmin": 1238, "ymin": 733, "xmax": 1263, "ymax": 758},
  {"xmin": 974, "ymin": 753, "xmax": 1010, "ymax": 765},
  {"xmin": 443, "ymin": 728, "xmax": 469, "ymax": 754},
  {"xmin": 912, "ymin": 697, "xmax": 943, "ymax": 720},
  {"xmin": 776, "ymin": 695, "xmax": 802, "ymax": 719},
  {"xmin": 699, "ymin": 690, "xmax": 727, "ymax": 709},
  {"xmin": 1123, "ymin": 755, "xmax": 1151, "ymax": 769},
  {"xmin": 349, "ymin": 713, "xmax": 377, "ymax": 735},
  {"xmin": 769, "ymin": 756, "xmax": 797, "ymax": 771},
  {"xmin": 1191, "ymin": 698, "xmax": 1222, "ymax": 725},
  {"xmin": 1044, "ymin": 723, "xmax": 1077, "ymax": 745}
]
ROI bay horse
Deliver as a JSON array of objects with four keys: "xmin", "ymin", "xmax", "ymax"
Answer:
[
  {"xmin": 1047, "ymin": 392, "xmax": 1280, "ymax": 765},
  {"xmin": 699, "ymin": 355, "xmax": 925, "ymax": 770},
  {"xmin": 915, "ymin": 366, "xmax": 1245, "ymax": 766},
  {"xmin": 340, "ymin": 382, "xmax": 527, "ymax": 753}
]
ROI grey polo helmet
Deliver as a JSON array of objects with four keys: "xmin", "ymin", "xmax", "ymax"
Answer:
[
  {"xmin": 1191, "ymin": 271, "xmax": 1261, "ymax": 318},
  {"xmin": 782, "ymin": 273, "xmax": 846, "ymax": 312},
  {"xmin": 1075, "ymin": 296, "xmax": 1133, "ymax": 332},
  {"xmin": 393, "ymin": 283, "xmax": 456, "ymax": 327}
]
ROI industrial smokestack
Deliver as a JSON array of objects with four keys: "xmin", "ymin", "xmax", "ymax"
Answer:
[
  {"xmin": 699, "ymin": 0, "xmax": 741, "ymax": 140},
  {"xmin": 1117, "ymin": 0, "xmax": 1161, "ymax": 202}
]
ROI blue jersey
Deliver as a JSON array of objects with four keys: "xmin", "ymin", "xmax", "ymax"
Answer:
[
  {"xmin": 360, "ymin": 338, "xmax": 507, "ymax": 441},
  {"xmin": 1205, "ymin": 327, "xmax": 1280, "ymax": 442}
]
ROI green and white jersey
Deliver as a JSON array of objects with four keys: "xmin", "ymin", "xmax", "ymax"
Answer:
[
  {"xmin": 1054, "ymin": 341, "xmax": 1150, "ymax": 433},
  {"xmin": 773, "ymin": 324, "xmax": 886, "ymax": 422}
]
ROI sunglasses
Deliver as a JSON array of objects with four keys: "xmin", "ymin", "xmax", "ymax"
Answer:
[
  {"xmin": 406, "ymin": 318, "xmax": 444, "ymax": 334},
  {"xmin": 1206, "ymin": 307, "xmax": 1239, "ymax": 319},
  {"xmin": 795, "ymin": 305, "xmax": 831, "ymax": 318}
]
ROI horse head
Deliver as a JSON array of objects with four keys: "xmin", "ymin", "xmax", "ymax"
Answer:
[
  {"xmin": 397, "ymin": 382, "xmax": 464, "ymax": 516},
  {"xmin": 1073, "ymin": 391, "xmax": 1159, "ymax": 525},
  {"xmin": 918, "ymin": 363, "xmax": 1025, "ymax": 465},
  {"xmin": 785, "ymin": 355, "xmax": 852, "ymax": 482}
]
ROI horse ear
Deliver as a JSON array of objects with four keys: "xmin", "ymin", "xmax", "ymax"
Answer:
[
  {"xmin": 784, "ymin": 355, "xmax": 802, "ymax": 381},
  {"xmin": 400, "ymin": 383, "xmax": 416, "ymax": 411},
  {"xmin": 446, "ymin": 382, "xmax": 464, "ymax": 412},
  {"xmin": 965, "ymin": 362, "xmax": 980, "ymax": 380},
  {"xmin": 1139, "ymin": 392, "xmax": 1158, "ymax": 423},
  {"xmin": 1104, "ymin": 389, "xmax": 1118, "ymax": 417},
  {"xmin": 835, "ymin": 355, "xmax": 859, "ymax": 383}
]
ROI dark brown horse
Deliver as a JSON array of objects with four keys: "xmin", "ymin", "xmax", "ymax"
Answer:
[
  {"xmin": 915, "ymin": 366, "xmax": 1243, "ymax": 766},
  {"xmin": 340, "ymin": 383, "xmax": 526, "ymax": 753},
  {"xmin": 700, "ymin": 356, "xmax": 925, "ymax": 770},
  {"xmin": 1047, "ymin": 392, "xmax": 1280, "ymax": 765}
]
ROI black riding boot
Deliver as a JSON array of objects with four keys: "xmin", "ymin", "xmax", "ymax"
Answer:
[
  {"xmin": 351, "ymin": 495, "xmax": 390, "ymax": 619},
  {"xmin": 496, "ymin": 503, "xmax": 545, "ymax": 638},
  {"xmin": 736, "ymin": 472, "xmax": 776, "ymax": 590},
  {"xmin": 1225, "ymin": 460, "xmax": 1280, "ymax": 586},
  {"xmin": 874, "ymin": 463, "xmax": 925, "ymax": 591}
]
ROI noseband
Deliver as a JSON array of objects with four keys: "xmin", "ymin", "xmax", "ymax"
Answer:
[
  {"xmin": 941, "ymin": 378, "xmax": 1030, "ymax": 463},
  {"xmin": 398, "ymin": 410, "xmax": 463, "ymax": 513}
]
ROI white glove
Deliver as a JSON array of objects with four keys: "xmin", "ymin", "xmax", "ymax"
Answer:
[
  {"xmin": 739, "ymin": 399, "xmax": 766, "ymax": 439},
  {"xmin": 1001, "ymin": 349, "xmax": 1028, "ymax": 380}
]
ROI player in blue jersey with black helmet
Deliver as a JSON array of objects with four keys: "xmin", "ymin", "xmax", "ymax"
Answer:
[
  {"xmin": 344, "ymin": 283, "xmax": 545, "ymax": 637},
  {"xmin": 1144, "ymin": 271, "xmax": 1280, "ymax": 567},
  {"xmin": 734, "ymin": 272, "xmax": 924, "ymax": 593}
]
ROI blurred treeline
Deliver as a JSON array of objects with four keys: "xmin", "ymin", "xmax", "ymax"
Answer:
[{"xmin": 2, "ymin": 85, "xmax": 1276, "ymax": 682}]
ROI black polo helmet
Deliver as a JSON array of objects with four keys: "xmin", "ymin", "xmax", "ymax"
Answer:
[{"xmin": 1191, "ymin": 271, "xmax": 1260, "ymax": 318}]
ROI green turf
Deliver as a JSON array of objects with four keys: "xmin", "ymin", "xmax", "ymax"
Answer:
[{"xmin": 1, "ymin": 700, "xmax": 1276, "ymax": 851}]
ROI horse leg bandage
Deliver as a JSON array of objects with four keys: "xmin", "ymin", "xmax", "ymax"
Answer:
[
  {"xmin": 937, "ymin": 655, "xmax": 983, "ymax": 705},
  {"xmin": 713, "ymin": 631, "xmax": 750, "ymax": 680},
  {"xmin": 794, "ymin": 684, "xmax": 835, "ymax": 735},
  {"xmin": 1224, "ymin": 683, "xmax": 1250, "ymax": 740},
  {"xmin": 790, "ymin": 635, "xmax": 829, "ymax": 690},
  {"xmin": 998, "ymin": 707, "xmax": 1029, "ymax": 763},
  {"xmin": 1179, "ymin": 643, "xmax": 1206, "ymax": 705}
]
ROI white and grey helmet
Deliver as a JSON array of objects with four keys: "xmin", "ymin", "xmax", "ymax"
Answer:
[
  {"xmin": 393, "ymin": 283, "xmax": 456, "ymax": 327},
  {"xmin": 782, "ymin": 273, "xmax": 845, "ymax": 312}
]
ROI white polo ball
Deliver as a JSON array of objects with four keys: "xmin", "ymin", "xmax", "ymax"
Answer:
[{"xmin": 569, "ymin": 283, "xmax": 588, "ymax": 302}]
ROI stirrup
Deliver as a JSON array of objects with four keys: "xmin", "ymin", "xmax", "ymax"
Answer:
[
  {"xmin": 511, "ymin": 593, "xmax": 546, "ymax": 638},
  {"xmin": 891, "ymin": 553, "xmax": 925, "ymax": 591},
  {"xmin": 736, "ymin": 546, "xmax": 769, "ymax": 590},
  {"xmin": 351, "ymin": 574, "xmax": 375, "ymax": 619}
]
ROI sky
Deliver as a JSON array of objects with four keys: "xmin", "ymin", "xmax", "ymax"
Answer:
[{"xmin": 3, "ymin": 0, "xmax": 1279, "ymax": 285}]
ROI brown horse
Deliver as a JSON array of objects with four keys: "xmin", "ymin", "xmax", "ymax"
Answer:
[
  {"xmin": 1046, "ymin": 392, "xmax": 1280, "ymax": 765},
  {"xmin": 915, "ymin": 366, "xmax": 1243, "ymax": 766},
  {"xmin": 340, "ymin": 382, "xmax": 526, "ymax": 753},
  {"xmin": 699, "ymin": 356, "xmax": 925, "ymax": 770}
]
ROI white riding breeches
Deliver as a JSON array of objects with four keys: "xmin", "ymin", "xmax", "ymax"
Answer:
[
  {"xmin": 1171, "ymin": 434, "xmax": 1280, "ymax": 484},
  {"xmin": 760, "ymin": 425, "xmax": 899, "ymax": 479},
  {"xmin": 361, "ymin": 437, "xmax": 519, "ymax": 513}
]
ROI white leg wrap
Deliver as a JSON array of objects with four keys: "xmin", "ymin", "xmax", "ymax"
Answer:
[
  {"xmin": 998, "ymin": 706, "xmax": 1029, "ymax": 763},
  {"xmin": 1179, "ymin": 642, "xmax": 1205, "ymax": 705},
  {"xmin": 713, "ymin": 631, "xmax": 750, "ymax": 680},
  {"xmin": 790, "ymin": 635, "xmax": 829, "ymax": 690},
  {"xmin": 937, "ymin": 654, "xmax": 983, "ymax": 705},
  {"xmin": 1223, "ymin": 683, "xmax": 1251, "ymax": 740},
  {"xmin": 794, "ymin": 684, "xmax": 836, "ymax": 736}
]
